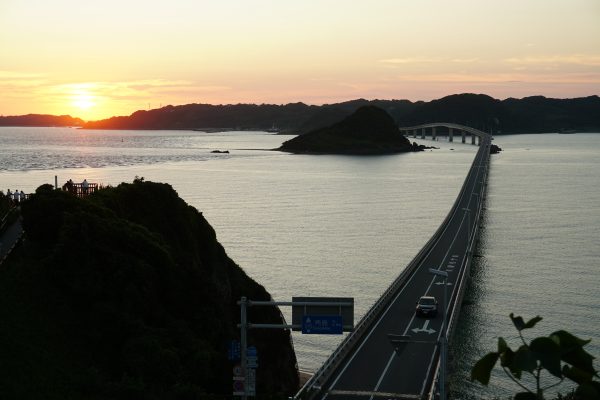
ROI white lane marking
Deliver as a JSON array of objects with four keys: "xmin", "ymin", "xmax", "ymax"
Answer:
[
  {"xmin": 411, "ymin": 319, "xmax": 436, "ymax": 334},
  {"xmin": 327, "ymin": 144, "xmax": 487, "ymax": 400}
]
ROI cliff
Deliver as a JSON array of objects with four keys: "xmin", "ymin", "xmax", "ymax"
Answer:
[
  {"xmin": 278, "ymin": 105, "xmax": 419, "ymax": 154},
  {"xmin": 0, "ymin": 180, "xmax": 298, "ymax": 399}
]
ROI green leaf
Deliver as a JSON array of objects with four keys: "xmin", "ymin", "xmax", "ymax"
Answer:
[
  {"xmin": 510, "ymin": 313, "xmax": 526, "ymax": 331},
  {"xmin": 552, "ymin": 330, "xmax": 592, "ymax": 351},
  {"xmin": 523, "ymin": 316, "xmax": 542, "ymax": 329},
  {"xmin": 514, "ymin": 392, "xmax": 537, "ymax": 400},
  {"xmin": 471, "ymin": 352, "xmax": 499, "ymax": 385},
  {"xmin": 551, "ymin": 330, "xmax": 596, "ymax": 375},
  {"xmin": 498, "ymin": 337, "xmax": 509, "ymax": 353},
  {"xmin": 575, "ymin": 381, "xmax": 600, "ymax": 400},
  {"xmin": 563, "ymin": 365, "xmax": 594, "ymax": 384},
  {"xmin": 530, "ymin": 337, "xmax": 562, "ymax": 378},
  {"xmin": 562, "ymin": 346, "xmax": 596, "ymax": 375},
  {"xmin": 513, "ymin": 345, "xmax": 537, "ymax": 375},
  {"xmin": 500, "ymin": 346, "xmax": 515, "ymax": 368}
]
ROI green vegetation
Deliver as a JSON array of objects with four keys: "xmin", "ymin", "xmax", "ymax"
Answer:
[
  {"xmin": 279, "ymin": 105, "xmax": 421, "ymax": 154},
  {"xmin": 0, "ymin": 180, "xmax": 298, "ymax": 399},
  {"xmin": 471, "ymin": 314, "xmax": 599, "ymax": 400}
]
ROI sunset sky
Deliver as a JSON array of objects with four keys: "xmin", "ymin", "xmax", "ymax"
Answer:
[{"xmin": 1, "ymin": 0, "xmax": 599, "ymax": 121}]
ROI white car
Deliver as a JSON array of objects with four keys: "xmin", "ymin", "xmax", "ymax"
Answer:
[{"xmin": 415, "ymin": 296, "xmax": 438, "ymax": 317}]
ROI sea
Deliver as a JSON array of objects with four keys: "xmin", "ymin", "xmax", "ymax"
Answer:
[{"xmin": 1, "ymin": 127, "xmax": 598, "ymax": 399}]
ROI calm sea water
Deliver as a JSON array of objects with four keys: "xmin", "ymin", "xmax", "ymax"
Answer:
[{"xmin": 1, "ymin": 127, "xmax": 598, "ymax": 398}]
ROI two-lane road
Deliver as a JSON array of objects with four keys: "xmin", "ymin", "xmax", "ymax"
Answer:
[{"xmin": 309, "ymin": 133, "xmax": 490, "ymax": 400}]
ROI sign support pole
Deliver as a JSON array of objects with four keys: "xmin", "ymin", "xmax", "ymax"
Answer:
[{"xmin": 240, "ymin": 296, "xmax": 248, "ymax": 400}]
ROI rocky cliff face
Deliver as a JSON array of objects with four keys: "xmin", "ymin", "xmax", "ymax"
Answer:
[{"xmin": 1, "ymin": 180, "xmax": 298, "ymax": 398}]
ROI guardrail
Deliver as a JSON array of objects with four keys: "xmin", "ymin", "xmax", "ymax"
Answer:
[
  {"xmin": 426, "ymin": 138, "xmax": 490, "ymax": 400},
  {"xmin": 296, "ymin": 127, "xmax": 490, "ymax": 399}
]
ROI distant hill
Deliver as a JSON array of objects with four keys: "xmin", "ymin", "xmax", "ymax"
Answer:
[
  {"xmin": 4, "ymin": 94, "xmax": 600, "ymax": 133},
  {"xmin": 279, "ymin": 105, "xmax": 420, "ymax": 154},
  {"xmin": 0, "ymin": 114, "xmax": 84, "ymax": 127},
  {"xmin": 0, "ymin": 180, "xmax": 298, "ymax": 398},
  {"xmin": 80, "ymin": 94, "xmax": 599, "ymax": 134},
  {"xmin": 82, "ymin": 103, "xmax": 319, "ymax": 132},
  {"xmin": 398, "ymin": 94, "xmax": 600, "ymax": 133}
]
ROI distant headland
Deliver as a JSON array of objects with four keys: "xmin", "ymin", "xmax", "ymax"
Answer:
[
  {"xmin": 0, "ymin": 180, "xmax": 299, "ymax": 397},
  {"xmin": 2, "ymin": 94, "xmax": 599, "ymax": 134},
  {"xmin": 0, "ymin": 114, "xmax": 84, "ymax": 127}
]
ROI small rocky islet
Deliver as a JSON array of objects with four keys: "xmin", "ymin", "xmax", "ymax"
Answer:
[{"xmin": 278, "ymin": 105, "xmax": 427, "ymax": 155}]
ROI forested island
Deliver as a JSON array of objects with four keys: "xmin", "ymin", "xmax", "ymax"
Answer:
[
  {"xmin": 2, "ymin": 94, "xmax": 599, "ymax": 134},
  {"xmin": 0, "ymin": 180, "xmax": 298, "ymax": 399},
  {"xmin": 279, "ymin": 105, "xmax": 424, "ymax": 154}
]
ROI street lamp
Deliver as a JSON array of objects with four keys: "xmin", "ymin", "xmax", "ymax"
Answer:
[{"xmin": 429, "ymin": 268, "xmax": 448, "ymax": 400}]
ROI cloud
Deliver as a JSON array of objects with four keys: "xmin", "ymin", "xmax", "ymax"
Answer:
[
  {"xmin": 379, "ymin": 57, "xmax": 441, "ymax": 64},
  {"xmin": 504, "ymin": 54, "xmax": 600, "ymax": 66},
  {"xmin": 379, "ymin": 57, "xmax": 482, "ymax": 65}
]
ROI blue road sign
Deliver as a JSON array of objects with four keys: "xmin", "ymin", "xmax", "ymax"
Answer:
[
  {"xmin": 228, "ymin": 340, "xmax": 241, "ymax": 361},
  {"xmin": 247, "ymin": 346, "xmax": 257, "ymax": 357},
  {"xmin": 302, "ymin": 315, "xmax": 343, "ymax": 335}
]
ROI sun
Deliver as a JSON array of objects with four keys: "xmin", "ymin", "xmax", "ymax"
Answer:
[{"xmin": 72, "ymin": 92, "xmax": 95, "ymax": 110}]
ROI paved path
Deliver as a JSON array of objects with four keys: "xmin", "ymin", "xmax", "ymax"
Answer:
[{"xmin": 0, "ymin": 217, "xmax": 24, "ymax": 264}]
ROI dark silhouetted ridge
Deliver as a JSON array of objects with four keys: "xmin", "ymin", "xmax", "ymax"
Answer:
[
  {"xmin": 0, "ymin": 180, "xmax": 298, "ymax": 398},
  {"xmin": 0, "ymin": 114, "xmax": 84, "ymax": 127}
]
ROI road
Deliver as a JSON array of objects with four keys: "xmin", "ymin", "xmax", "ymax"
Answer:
[
  {"xmin": 307, "ymin": 134, "xmax": 491, "ymax": 400},
  {"xmin": 0, "ymin": 215, "xmax": 23, "ymax": 264}
]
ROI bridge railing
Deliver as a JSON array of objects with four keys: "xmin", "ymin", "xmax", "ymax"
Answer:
[
  {"xmin": 399, "ymin": 122, "xmax": 488, "ymax": 138},
  {"xmin": 296, "ymin": 126, "xmax": 490, "ymax": 399},
  {"xmin": 427, "ymin": 137, "xmax": 491, "ymax": 400}
]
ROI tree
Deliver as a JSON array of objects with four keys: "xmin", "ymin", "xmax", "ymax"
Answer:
[{"xmin": 471, "ymin": 313, "xmax": 599, "ymax": 400}]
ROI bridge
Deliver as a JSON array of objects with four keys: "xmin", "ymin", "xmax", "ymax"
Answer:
[
  {"xmin": 295, "ymin": 123, "xmax": 491, "ymax": 400},
  {"xmin": 400, "ymin": 123, "xmax": 489, "ymax": 146}
]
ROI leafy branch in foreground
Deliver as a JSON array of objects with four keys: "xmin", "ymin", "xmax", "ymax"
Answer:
[{"xmin": 471, "ymin": 313, "xmax": 599, "ymax": 400}]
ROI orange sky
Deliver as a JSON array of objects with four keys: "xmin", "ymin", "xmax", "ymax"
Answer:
[{"xmin": 1, "ymin": 0, "xmax": 599, "ymax": 121}]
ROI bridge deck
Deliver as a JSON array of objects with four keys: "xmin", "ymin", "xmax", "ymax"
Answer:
[{"xmin": 298, "ymin": 125, "xmax": 491, "ymax": 400}]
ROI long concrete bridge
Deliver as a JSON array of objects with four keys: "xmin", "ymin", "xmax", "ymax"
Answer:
[
  {"xmin": 295, "ymin": 123, "xmax": 491, "ymax": 400},
  {"xmin": 400, "ymin": 122, "xmax": 488, "ymax": 146}
]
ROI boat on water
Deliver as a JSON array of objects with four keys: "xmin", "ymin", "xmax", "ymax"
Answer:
[{"xmin": 265, "ymin": 123, "xmax": 279, "ymax": 133}]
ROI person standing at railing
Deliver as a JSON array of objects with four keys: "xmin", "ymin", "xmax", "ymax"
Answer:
[
  {"xmin": 82, "ymin": 179, "xmax": 89, "ymax": 195},
  {"xmin": 12, "ymin": 190, "xmax": 20, "ymax": 204}
]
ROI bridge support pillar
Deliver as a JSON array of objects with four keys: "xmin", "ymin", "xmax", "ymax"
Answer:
[
  {"xmin": 477, "ymin": 136, "xmax": 481, "ymax": 146},
  {"xmin": 413, "ymin": 129, "xmax": 417, "ymax": 138},
  {"xmin": 432, "ymin": 127, "xmax": 437, "ymax": 141},
  {"xmin": 421, "ymin": 128, "xmax": 425, "ymax": 139},
  {"xmin": 462, "ymin": 130, "xmax": 466, "ymax": 143},
  {"xmin": 449, "ymin": 128, "xmax": 453, "ymax": 142},
  {"xmin": 472, "ymin": 134, "xmax": 476, "ymax": 145}
]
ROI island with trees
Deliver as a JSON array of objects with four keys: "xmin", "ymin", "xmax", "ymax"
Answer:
[{"xmin": 278, "ymin": 105, "xmax": 425, "ymax": 155}]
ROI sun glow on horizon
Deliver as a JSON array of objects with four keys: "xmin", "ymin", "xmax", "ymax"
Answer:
[
  {"xmin": 1, "ymin": 1, "xmax": 599, "ymax": 120},
  {"xmin": 72, "ymin": 92, "xmax": 95, "ymax": 110},
  {"xmin": 60, "ymin": 83, "xmax": 104, "ymax": 120}
]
